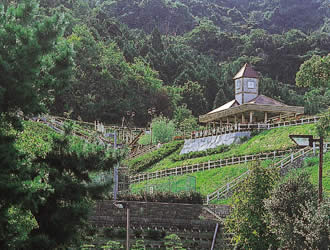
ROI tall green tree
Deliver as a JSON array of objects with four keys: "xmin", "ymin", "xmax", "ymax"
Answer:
[
  {"xmin": 225, "ymin": 163, "xmax": 279, "ymax": 249},
  {"xmin": 0, "ymin": 1, "xmax": 73, "ymax": 248},
  {"xmin": 296, "ymin": 54, "xmax": 330, "ymax": 114},
  {"xmin": 0, "ymin": 0, "xmax": 73, "ymax": 115},
  {"xmin": 265, "ymin": 172, "xmax": 329, "ymax": 249},
  {"xmin": 26, "ymin": 128, "xmax": 117, "ymax": 249}
]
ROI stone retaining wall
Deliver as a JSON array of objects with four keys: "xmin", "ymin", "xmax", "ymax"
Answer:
[
  {"xmin": 180, "ymin": 131, "xmax": 251, "ymax": 154},
  {"xmin": 90, "ymin": 201, "xmax": 232, "ymax": 249}
]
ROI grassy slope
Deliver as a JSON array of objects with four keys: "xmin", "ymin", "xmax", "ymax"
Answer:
[
  {"xmin": 288, "ymin": 151, "xmax": 330, "ymax": 197},
  {"xmin": 131, "ymin": 160, "xmax": 273, "ymax": 195},
  {"xmin": 124, "ymin": 140, "xmax": 184, "ymax": 173},
  {"xmin": 213, "ymin": 152, "xmax": 330, "ymax": 205},
  {"xmin": 147, "ymin": 124, "xmax": 317, "ymax": 172}
]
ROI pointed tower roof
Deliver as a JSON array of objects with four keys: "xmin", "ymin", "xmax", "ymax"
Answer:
[{"xmin": 233, "ymin": 63, "xmax": 259, "ymax": 80}]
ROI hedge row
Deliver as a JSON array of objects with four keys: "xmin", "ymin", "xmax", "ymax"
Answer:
[
  {"xmin": 126, "ymin": 140, "xmax": 184, "ymax": 173},
  {"xmin": 173, "ymin": 144, "xmax": 231, "ymax": 162},
  {"xmin": 114, "ymin": 191, "xmax": 203, "ymax": 204}
]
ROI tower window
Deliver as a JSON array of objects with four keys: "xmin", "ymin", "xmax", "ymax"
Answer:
[
  {"xmin": 248, "ymin": 81, "xmax": 255, "ymax": 89},
  {"xmin": 236, "ymin": 80, "xmax": 241, "ymax": 90}
]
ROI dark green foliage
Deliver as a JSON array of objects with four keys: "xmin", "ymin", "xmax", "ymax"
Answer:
[
  {"xmin": 117, "ymin": 191, "xmax": 203, "ymax": 204},
  {"xmin": 0, "ymin": 119, "xmax": 34, "ymax": 249},
  {"xmin": 31, "ymin": 0, "xmax": 330, "ymax": 122},
  {"xmin": 265, "ymin": 172, "xmax": 329, "ymax": 249},
  {"xmin": 127, "ymin": 140, "xmax": 184, "ymax": 173},
  {"xmin": 296, "ymin": 54, "xmax": 330, "ymax": 114},
  {"xmin": 0, "ymin": 0, "xmax": 73, "ymax": 115},
  {"xmin": 25, "ymin": 129, "xmax": 118, "ymax": 249},
  {"xmin": 225, "ymin": 163, "xmax": 279, "ymax": 249},
  {"xmin": 173, "ymin": 145, "xmax": 230, "ymax": 162}
]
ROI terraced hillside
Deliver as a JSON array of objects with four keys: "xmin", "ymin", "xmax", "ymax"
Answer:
[{"xmin": 127, "ymin": 124, "xmax": 329, "ymax": 203}]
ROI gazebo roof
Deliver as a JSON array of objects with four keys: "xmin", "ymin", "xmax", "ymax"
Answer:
[
  {"xmin": 208, "ymin": 100, "xmax": 239, "ymax": 114},
  {"xmin": 233, "ymin": 63, "xmax": 259, "ymax": 80},
  {"xmin": 199, "ymin": 95, "xmax": 304, "ymax": 123},
  {"xmin": 246, "ymin": 95, "xmax": 287, "ymax": 106}
]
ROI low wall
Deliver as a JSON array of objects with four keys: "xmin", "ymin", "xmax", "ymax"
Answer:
[
  {"xmin": 180, "ymin": 131, "xmax": 251, "ymax": 154},
  {"xmin": 91, "ymin": 201, "xmax": 231, "ymax": 228},
  {"xmin": 90, "ymin": 201, "xmax": 232, "ymax": 249}
]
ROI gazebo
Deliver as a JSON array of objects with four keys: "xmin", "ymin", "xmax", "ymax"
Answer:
[{"xmin": 199, "ymin": 64, "xmax": 304, "ymax": 126}]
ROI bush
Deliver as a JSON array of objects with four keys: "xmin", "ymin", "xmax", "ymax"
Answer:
[
  {"xmin": 164, "ymin": 234, "xmax": 185, "ymax": 250},
  {"xmin": 151, "ymin": 116, "xmax": 176, "ymax": 144},
  {"xmin": 173, "ymin": 144, "xmax": 230, "ymax": 161},
  {"xmin": 116, "ymin": 191, "xmax": 203, "ymax": 204},
  {"xmin": 265, "ymin": 171, "xmax": 329, "ymax": 249},
  {"xmin": 127, "ymin": 140, "xmax": 184, "ymax": 173}
]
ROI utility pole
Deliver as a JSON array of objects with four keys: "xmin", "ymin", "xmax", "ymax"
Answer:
[
  {"xmin": 126, "ymin": 204, "xmax": 130, "ymax": 250},
  {"xmin": 289, "ymin": 134, "xmax": 324, "ymax": 205},
  {"xmin": 113, "ymin": 165, "xmax": 118, "ymax": 200},
  {"xmin": 319, "ymin": 136, "xmax": 323, "ymax": 204}
]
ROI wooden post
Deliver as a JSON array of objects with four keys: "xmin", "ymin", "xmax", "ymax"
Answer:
[
  {"xmin": 264, "ymin": 112, "xmax": 268, "ymax": 123},
  {"xmin": 242, "ymin": 113, "xmax": 245, "ymax": 123},
  {"xmin": 226, "ymin": 117, "xmax": 229, "ymax": 125},
  {"xmin": 234, "ymin": 115, "xmax": 237, "ymax": 124},
  {"xmin": 249, "ymin": 111, "xmax": 253, "ymax": 124}
]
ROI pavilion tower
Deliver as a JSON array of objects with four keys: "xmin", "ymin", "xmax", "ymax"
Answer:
[{"xmin": 233, "ymin": 63, "xmax": 259, "ymax": 105}]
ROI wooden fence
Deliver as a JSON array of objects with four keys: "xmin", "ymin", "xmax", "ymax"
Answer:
[
  {"xmin": 192, "ymin": 116, "xmax": 320, "ymax": 139},
  {"xmin": 205, "ymin": 143, "xmax": 329, "ymax": 204},
  {"xmin": 35, "ymin": 116, "xmax": 146, "ymax": 145},
  {"xmin": 129, "ymin": 149, "xmax": 295, "ymax": 184}
]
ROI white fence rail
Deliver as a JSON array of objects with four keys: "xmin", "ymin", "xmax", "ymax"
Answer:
[
  {"xmin": 192, "ymin": 116, "xmax": 320, "ymax": 139},
  {"xmin": 129, "ymin": 149, "xmax": 296, "ymax": 184},
  {"xmin": 206, "ymin": 143, "xmax": 329, "ymax": 204}
]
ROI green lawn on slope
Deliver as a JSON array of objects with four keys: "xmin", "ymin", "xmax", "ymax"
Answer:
[
  {"xmin": 212, "ymin": 151, "xmax": 330, "ymax": 205},
  {"xmin": 285, "ymin": 151, "xmax": 330, "ymax": 197},
  {"xmin": 147, "ymin": 124, "xmax": 317, "ymax": 172},
  {"xmin": 131, "ymin": 160, "xmax": 275, "ymax": 196}
]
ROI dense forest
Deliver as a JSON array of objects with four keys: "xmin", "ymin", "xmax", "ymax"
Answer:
[
  {"xmin": 0, "ymin": 1, "xmax": 329, "ymax": 249},
  {"xmin": 2, "ymin": 0, "xmax": 329, "ymax": 126}
]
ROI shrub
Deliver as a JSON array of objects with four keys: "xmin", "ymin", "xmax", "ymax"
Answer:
[
  {"xmin": 127, "ymin": 140, "xmax": 184, "ymax": 173},
  {"xmin": 151, "ymin": 116, "xmax": 176, "ymax": 144},
  {"xmin": 264, "ymin": 171, "xmax": 329, "ymax": 249},
  {"xmin": 116, "ymin": 191, "xmax": 203, "ymax": 204},
  {"xmin": 164, "ymin": 234, "xmax": 185, "ymax": 250},
  {"xmin": 173, "ymin": 145, "xmax": 230, "ymax": 161}
]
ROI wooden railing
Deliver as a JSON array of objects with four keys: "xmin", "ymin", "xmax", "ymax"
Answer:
[
  {"xmin": 205, "ymin": 144, "xmax": 330, "ymax": 204},
  {"xmin": 192, "ymin": 116, "xmax": 320, "ymax": 139},
  {"xmin": 51, "ymin": 115, "xmax": 145, "ymax": 132},
  {"xmin": 129, "ymin": 149, "xmax": 295, "ymax": 184},
  {"xmin": 34, "ymin": 115, "xmax": 146, "ymax": 145}
]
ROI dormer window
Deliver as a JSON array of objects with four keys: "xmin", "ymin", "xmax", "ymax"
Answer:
[{"xmin": 248, "ymin": 81, "xmax": 255, "ymax": 89}]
